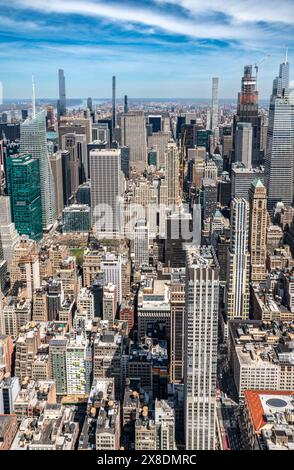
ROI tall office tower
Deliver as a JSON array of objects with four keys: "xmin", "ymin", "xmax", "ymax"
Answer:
[
  {"xmin": 0, "ymin": 196, "xmax": 20, "ymax": 270},
  {"xmin": 49, "ymin": 337, "xmax": 68, "ymax": 396},
  {"xmin": 62, "ymin": 133, "xmax": 87, "ymax": 193},
  {"xmin": 6, "ymin": 153, "xmax": 42, "ymax": 241},
  {"xmin": 249, "ymin": 179, "xmax": 268, "ymax": 282},
  {"xmin": 165, "ymin": 142, "xmax": 179, "ymax": 208},
  {"xmin": 58, "ymin": 69, "xmax": 66, "ymax": 118},
  {"xmin": 20, "ymin": 111, "xmax": 56, "ymax": 230},
  {"xmin": 134, "ymin": 219, "xmax": 149, "ymax": 268},
  {"xmin": 234, "ymin": 65, "xmax": 262, "ymax": 166},
  {"xmin": 235, "ymin": 122, "xmax": 253, "ymax": 168},
  {"xmin": 60, "ymin": 150, "xmax": 72, "ymax": 206},
  {"xmin": 165, "ymin": 210, "xmax": 193, "ymax": 268},
  {"xmin": 112, "ymin": 76, "xmax": 116, "ymax": 131},
  {"xmin": 121, "ymin": 111, "xmax": 147, "ymax": 172},
  {"xmin": 184, "ymin": 246, "xmax": 219, "ymax": 450},
  {"xmin": 170, "ymin": 268, "xmax": 185, "ymax": 384},
  {"xmin": 49, "ymin": 152, "xmax": 64, "ymax": 218},
  {"xmin": 90, "ymin": 149, "xmax": 121, "ymax": 235},
  {"xmin": 265, "ymin": 55, "xmax": 294, "ymax": 212},
  {"xmin": 226, "ymin": 198, "xmax": 250, "ymax": 320},
  {"xmin": 148, "ymin": 131, "xmax": 171, "ymax": 169},
  {"xmin": 124, "ymin": 95, "xmax": 128, "ymax": 114},
  {"xmin": 149, "ymin": 115, "xmax": 162, "ymax": 133},
  {"xmin": 211, "ymin": 77, "xmax": 219, "ymax": 130}
]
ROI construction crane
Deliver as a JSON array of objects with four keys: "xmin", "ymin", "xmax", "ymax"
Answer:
[{"xmin": 254, "ymin": 53, "xmax": 271, "ymax": 87}]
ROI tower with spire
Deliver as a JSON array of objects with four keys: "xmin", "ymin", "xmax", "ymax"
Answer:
[{"xmin": 265, "ymin": 51, "xmax": 294, "ymax": 212}]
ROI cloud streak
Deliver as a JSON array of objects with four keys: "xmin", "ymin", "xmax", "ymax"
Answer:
[{"xmin": 8, "ymin": 0, "xmax": 288, "ymax": 43}]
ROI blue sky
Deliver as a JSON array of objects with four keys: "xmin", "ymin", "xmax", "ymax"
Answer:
[{"xmin": 1, "ymin": 0, "xmax": 294, "ymax": 99}]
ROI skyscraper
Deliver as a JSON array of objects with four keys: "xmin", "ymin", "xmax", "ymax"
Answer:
[
  {"xmin": 49, "ymin": 151, "xmax": 64, "ymax": 218},
  {"xmin": 226, "ymin": 198, "xmax": 250, "ymax": 320},
  {"xmin": 20, "ymin": 111, "xmax": 56, "ymax": 229},
  {"xmin": 0, "ymin": 196, "xmax": 20, "ymax": 270},
  {"xmin": 90, "ymin": 149, "xmax": 121, "ymax": 235},
  {"xmin": 235, "ymin": 122, "xmax": 253, "ymax": 168},
  {"xmin": 134, "ymin": 219, "xmax": 149, "ymax": 267},
  {"xmin": 165, "ymin": 142, "xmax": 179, "ymax": 207},
  {"xmin": 112, "ymin": 75, "xmax": 116, "ymax": 131},
  {"xmin": 58, "ymin": 69, "xmax": 66, "ymax": 118},
  {"xmin": 6, "ymin": 153, "xmax": 42, "ymax": 241},
  {"xmin": 121, "ymin": 111, "xmax": 147, "ymax": 172},
  {"xmin": 234, "ymin": 66, "xmax": 262, "ymax": 166},
  {"xmin": 211, "ymin": 77, "xmax": 219, "ymax": 130},
  {"xmin": 265, "ymin": 55, "xmax": 294, "ymax": 212},
  {"xmin": 184, "ymin": 246, "xmax": 219, "ymax": 450},
  {"xmin": 249, "ymin": 179, "xmax": 267, "ymax": 282}
]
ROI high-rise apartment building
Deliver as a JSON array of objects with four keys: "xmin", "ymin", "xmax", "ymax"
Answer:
[
  {"xmin": 112, "ymin": 76, "xmax": 116, "ymax": 131},
  {"xmin": 249, "ymin": 179, "xmax": 268, "ymax": 282},
  {"xmin": 184, "ymin": 246, "xmax": 219, "ymax": 450},
  {"xmin": 226, "ymin": 198, "xmax": 250, "ymax": 320},
  {"xmin": 20, "ymin": 111, "xmax": 56, "ymax": 229},
  {"xmin": 265, "ymin": 56, "xmax": 294, "ymax": 212},
  {"xmin": 58, "ymin": 69, "xmax": 66, "ymax": 118},
  {"xmin": 211, "ymin": 77, "xmax": 219, "ymax": 130},
  {"xmin": 90, "ymin": 149, "xmax": 121, "ymax": 235},
  {"xmin": 49, "ymin": 337, "xmax": 67, "ymax": 396},
  {"xmin": 6, "ymin": 153, "xmax": 42, "ymax": 241}
]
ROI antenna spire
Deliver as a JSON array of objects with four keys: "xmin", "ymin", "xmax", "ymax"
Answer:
[
  {"xmin": 285, "ymin": 46, "xmax": 289, "ymax": 64},
  {"xmin": 32, "ymin": 75, "xmax": 36, "ymax": 118}
]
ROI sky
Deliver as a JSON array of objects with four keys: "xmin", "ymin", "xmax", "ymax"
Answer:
[{"xmin": 1, "ymin": 0, "xmax": 294, "ymax": 99}]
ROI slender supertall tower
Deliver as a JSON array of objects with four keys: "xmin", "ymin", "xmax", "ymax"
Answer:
[
  {"xmin": 265, "ymin": 53, "xmax": 294, "ymax": 212},
  {"xmin": 124, "ymin": 95, "xmax": 128, "ymax": 114},
  {"xmin": 226, "ymin": 198, "xmax": 250, "ymax": 320},
  {"xmin": 211, "ymin": 77, "xmax": 219, "ymax": 130},
  {"xmin": 249, "ymin": 179, "xmax": 268, "ymax": 282},
  {"xmin": 58, "ymin": 69, "xmax": 66, "ymax": 118},
  {"xmin": 112, "ymin": 76, "xmax": 116, "ymax": 131},
  {"xmin": 233, "ymin": 66, "xmax": 262, "ymax": 166},
  {"xmin": 184, "ymin": 246, "xmax": 219, "ymax": 450}
]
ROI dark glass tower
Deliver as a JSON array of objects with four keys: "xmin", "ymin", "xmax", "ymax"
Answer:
[
  {"xmin": 58, "ymin": 69, "xmax": 66, "ymax": 119},
  {"xmin": 6, "ymin": 153, "xmax": 42, "ymax": 241},
  {"xmin": 233, "ymin": 65, "xmax": 262, "ymax": 167}
]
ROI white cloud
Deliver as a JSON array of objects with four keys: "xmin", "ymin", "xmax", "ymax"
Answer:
[
  {"xmin": 156, "ymin": 0, "xmax": 294, "ymax": 25},
  {"xmin": 8, "ymin": 0, "xmax": 282, "ymax": 43}
]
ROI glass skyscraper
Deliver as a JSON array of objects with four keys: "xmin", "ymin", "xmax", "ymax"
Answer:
[
  {"xmin": 20, "ymin": 111, "xmax": 56, "ymax": 230},
  {"xmin": 6, "ymin": 153, "xmax": 42, "ymax": 241},
  {"xmin": 265, "ymin": 56, "xmax": 294, "ymax": 212}
]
